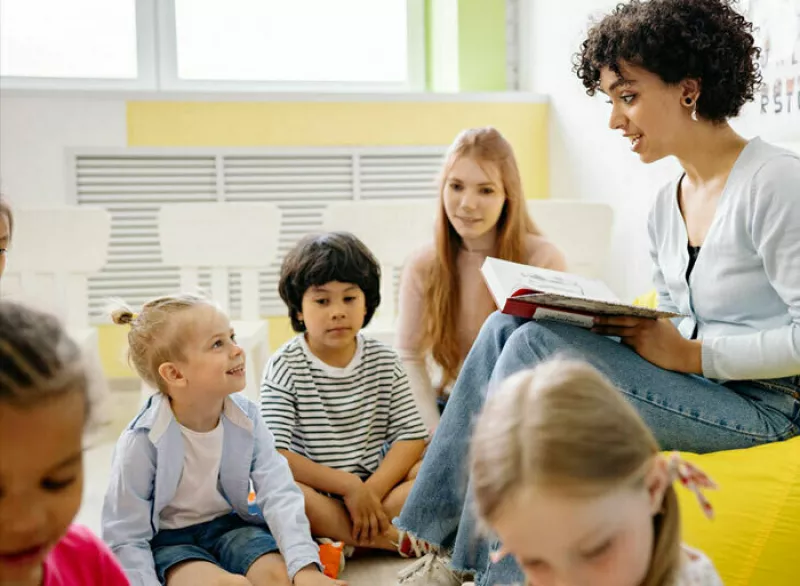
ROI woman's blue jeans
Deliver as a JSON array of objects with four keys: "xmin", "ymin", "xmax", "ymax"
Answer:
[{"xmin": 395, "ymin": 313, "xmax": 800, "ymax": 585}]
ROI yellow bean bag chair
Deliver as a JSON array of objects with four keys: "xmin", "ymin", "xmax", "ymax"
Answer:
[
  {"xmin": 678, "ymin": 442, "xmax": 800, "ymax": 586},
  {"xmin": 634, "ymin": 291, "xmax": 799, "ymax": 585}
]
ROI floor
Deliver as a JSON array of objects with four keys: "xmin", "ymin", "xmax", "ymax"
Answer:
[{"xmin": 76, "ymin": 389, "xmax": 414, "ymax": 585}]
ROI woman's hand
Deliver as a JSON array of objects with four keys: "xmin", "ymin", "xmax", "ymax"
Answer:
[
  {"xmin": 592, "ymin": 316, "xmax": 702, "ymax": 374},
  {"xmin": 342, "ymin": 478, "xmax": 390, "ymax": 544}
]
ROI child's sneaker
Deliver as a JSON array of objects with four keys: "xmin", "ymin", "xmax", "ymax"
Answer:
[
  {"xmin": 315, "ymin": 538, "xmax": 354, "ymax": 578},
  {"xmin": 395, "ymin": 529, "xmax": 437, "ymax": 558},
  {"xmin": 396, "ymin": 553, "xmax": 463, "ymax": 586}
]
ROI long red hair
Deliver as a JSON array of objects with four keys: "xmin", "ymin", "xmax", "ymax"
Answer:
[{"xmin": 422, "ymin": 127, "xmax": 539, "ymax": 392}]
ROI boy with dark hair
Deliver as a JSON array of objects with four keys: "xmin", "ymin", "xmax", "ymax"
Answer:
[{"xmin": 261, "ymin": 232, "xmax": 430, "ymax": 558}]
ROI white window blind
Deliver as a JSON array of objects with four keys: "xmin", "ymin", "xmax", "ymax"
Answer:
[{"xmin": 69, "ymin": 147, "xmax": 444, "ymax": 321}]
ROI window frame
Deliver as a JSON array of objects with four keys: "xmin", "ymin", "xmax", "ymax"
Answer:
[
  {"xmin": 156, "ymin": 0, "xmax": 426, "ymax": 93},
  {"xmin": 0, "ymin": 0, "xmax": 425, "ymax": 93},
  {"xmin": 0, "ymin": 0, "xmax": 158, "ymax": 91}
]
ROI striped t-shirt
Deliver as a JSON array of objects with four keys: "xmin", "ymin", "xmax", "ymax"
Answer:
[{"xmin": 260, "ymin": 334, "xmax": 428, "ymax": 478}]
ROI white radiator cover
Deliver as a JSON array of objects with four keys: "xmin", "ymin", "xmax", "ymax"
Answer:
[{"xmin": 67, "ymin": 147, "xmax": 445, "ymax": 321}]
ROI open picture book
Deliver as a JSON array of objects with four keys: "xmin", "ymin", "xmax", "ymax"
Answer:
[{"xmin": 481, "ymin": 257, "xmax": 681, "ymax": 328}]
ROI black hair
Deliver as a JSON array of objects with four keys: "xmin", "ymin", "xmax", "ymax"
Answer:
[
  {"xmin": 0, "ymin": 301, "xmax": 89, "ymax": 415},
  {"xmin": 574, "ymin": 0, "xmax": 762, "ymax": 123},
  {"xmin": 278, "ymin": 232, "xmax": 381, "ymax": 333}
]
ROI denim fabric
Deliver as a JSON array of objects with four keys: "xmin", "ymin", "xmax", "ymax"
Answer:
[
  {"xmin": 394, "ymin": 312, "xmax": 800, "ymax": 586},
  {"xmin": 151, "ymin": 513, "xmax": 279, "ymax": 583}
]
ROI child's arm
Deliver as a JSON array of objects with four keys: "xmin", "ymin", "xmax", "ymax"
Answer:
[
  {"xmin": 364, "ymin": 439, "xmax": 426, "ymax": 501},
  {"xmin": 250, "ymin": 413, "xmax": 323, "ymax": 582},
  {"xmin": 260, "ymin": 351, "xmax": 385, "ymax": 544},
  {"xmin": 101, "ymin": 430, "xmax": 160, "ymax": 586},
  {"xmin": 280, "ymin": 449, "xmax": 391, "ymax": 545},
  {"xmin": 261, "ymin": 355, "xmax": 361, "ymax": 496},
  {"xmin": 279, "ymin": 449, "xmax": 362, "ymax": 496}
]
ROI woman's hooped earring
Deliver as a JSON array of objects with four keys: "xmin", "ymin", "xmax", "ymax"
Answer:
[{"xmin": 685, "ymin": 97, "xmax": 698, "ymax": 121}]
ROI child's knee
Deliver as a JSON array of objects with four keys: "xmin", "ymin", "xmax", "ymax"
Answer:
[
  {"xmin": 250, "ymin": 570, "xmax": 291, "ymax": 586},
  {"xmin": 246, "ymin": 553, "xmax": 291, "ymax": 586},
  {"xmin": 249, "ymin": 569, "xmax": 291, "ymax": 586}
]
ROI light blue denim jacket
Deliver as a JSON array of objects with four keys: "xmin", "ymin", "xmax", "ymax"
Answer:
[{"xmin": 101, "ymin": 393, "xmax": 320, "ymax": 585}]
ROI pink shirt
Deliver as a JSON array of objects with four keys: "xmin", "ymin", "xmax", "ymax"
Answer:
[
  {"xmin": 396, "ymin": 232, "xmax": 566, "ymax": 428},
  {"xmin": 43, "ymin": 525, "xmax": 128, "ymax": 586}
]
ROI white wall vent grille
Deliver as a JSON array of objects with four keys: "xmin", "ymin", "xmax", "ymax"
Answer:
[{"xmin": 69, "ymin": 147, "xmax": 445, "ymax": 320}]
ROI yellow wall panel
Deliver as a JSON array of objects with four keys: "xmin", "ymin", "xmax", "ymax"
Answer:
[
  {"xmin": 127, "ymin": 100, "xmax": 550, "ymax": 198},
  {"xmin": 268, "ymin": 316, "xmax": 296, "ymax": 351},
  {"xmin": 98, "ymin": 323, "xmax": 134, "ymax": 379}
]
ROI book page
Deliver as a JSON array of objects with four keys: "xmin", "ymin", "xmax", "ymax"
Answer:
[
  {"xmin": 512, "ymin": 266, "xmax": 619, "ymax": 302},
  {"xmin": 481, "ymin": 257, "xmax": 683, "ymax": 321},
  {"xmin": 482, "ymin": 257, "xmax": 620, "ymax": 302}
]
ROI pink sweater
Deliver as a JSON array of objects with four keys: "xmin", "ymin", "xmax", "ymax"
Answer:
[
  {"xmin": 43, "ymin": 524, "xmax": 128, "ymax": 585},
  {"xmin": 396, "ymin": 232, "xmax": 567, "ymax": 427}
]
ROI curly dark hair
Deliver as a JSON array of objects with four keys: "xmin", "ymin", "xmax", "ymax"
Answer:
[
  {"xmin": 0, "ymin": 301, "xmax": 88, "ymax": 413},
  {"xmin": 278, "ymin": 231, "xmax": 381, "ymax": 333},
  {"xmin": 574, "ymin": 0, "xmax": 762, "ymax": 123}
]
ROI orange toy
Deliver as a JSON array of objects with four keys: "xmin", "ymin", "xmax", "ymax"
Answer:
[{"xmin": 318, "ymin": 541, "xmax": 345, "ymax": 579}]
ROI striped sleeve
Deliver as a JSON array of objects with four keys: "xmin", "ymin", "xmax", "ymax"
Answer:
[
  {"xmin": 259, "ymin": 352, "xmax": 297, "ymax": 452},
  {"xmin": 386, "ymin": 357, "xmax": 429, "ymax": 444}
]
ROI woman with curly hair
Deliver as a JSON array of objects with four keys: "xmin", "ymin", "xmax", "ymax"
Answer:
[{"xmin": 393, "ymin": 1, "xmax": 800, "ymax": 585}]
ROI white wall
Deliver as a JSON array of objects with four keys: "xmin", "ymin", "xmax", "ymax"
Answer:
[
  {"xmin": 0, "ymin": 96, "xmax": 127, "ymax": 206},
  {"xmin": 520, "ymin": 0, "xmax": 681, "ymax": 300}
]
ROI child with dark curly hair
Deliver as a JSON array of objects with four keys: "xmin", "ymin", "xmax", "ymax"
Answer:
[
  {"xmin": 392, "ymin": 1, "xmax": 800, "ymax": 585},
  {"xmin": 260, "ymin": 232, "xmax": 429, "ymax": 558}
]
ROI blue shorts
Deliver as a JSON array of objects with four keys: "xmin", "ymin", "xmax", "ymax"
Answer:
[{"xmin": 150, "ymin": 513, "xmax": 279, "ymax": 583}]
